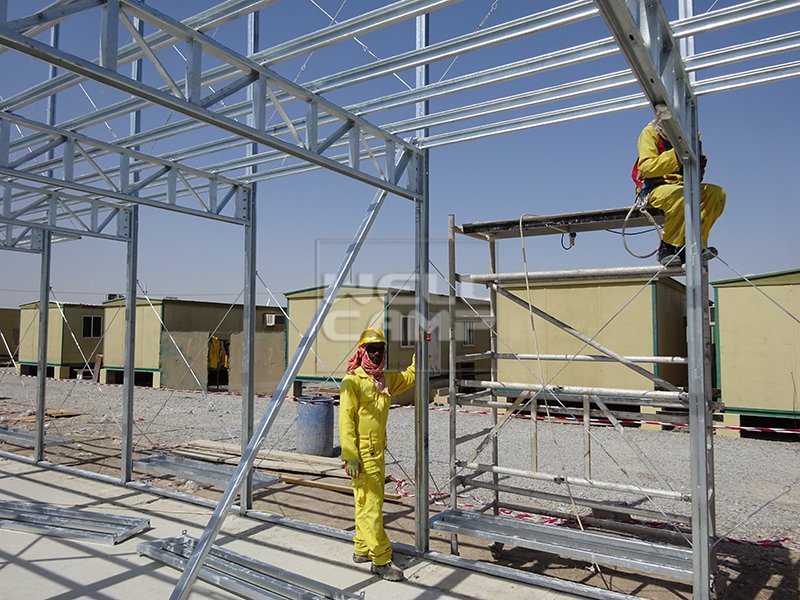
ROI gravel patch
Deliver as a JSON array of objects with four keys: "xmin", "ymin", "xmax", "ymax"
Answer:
[{"xmin": 1, "ymin": 367, "xmax": 798, "ymax": 547}]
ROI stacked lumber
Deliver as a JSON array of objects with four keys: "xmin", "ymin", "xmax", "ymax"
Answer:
[
  {"xmin": 174, "ymin": 439, "xmax": 348, "ymax": 479},
  {"xmin": 171, "ymin": 439, "xmax": 402, "ymax": 500},
  {"xmin": 12, "ymin": 409, "xmax": 81, "ymax": 423}
]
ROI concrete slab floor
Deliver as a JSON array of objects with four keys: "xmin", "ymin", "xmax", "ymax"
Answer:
[{"xmin": 0, "ymin": 458, "xmax": 578, "ymax": 600}]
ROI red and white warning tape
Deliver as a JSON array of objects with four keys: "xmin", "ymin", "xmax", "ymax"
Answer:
[
  {"xmin": 416, "ymin": 404, "xmax": 800, "ymax": 436},
  {"xmin": 386, "ymin": 473, "xmax": 799, "ymax": 550}
]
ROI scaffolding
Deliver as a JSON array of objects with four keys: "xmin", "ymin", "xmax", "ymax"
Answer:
[
  {"xmin": 0, "ymin": 1, "xmax": 798, "ymax": 598},
  {"xmin": 440, "ymin": 207, "xmax": 716, "ymax": 588}
]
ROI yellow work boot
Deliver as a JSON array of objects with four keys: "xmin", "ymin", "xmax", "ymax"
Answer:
[{"xmin": 371, "ymin": 562, "xmax": 404, "ymax": 581}]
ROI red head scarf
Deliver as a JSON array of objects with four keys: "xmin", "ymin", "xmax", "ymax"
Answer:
[{"xmin": 346, "ymin": 346, "xmax": 389, "ymax": 395}]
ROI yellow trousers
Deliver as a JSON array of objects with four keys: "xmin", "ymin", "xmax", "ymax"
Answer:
[
  {"xmin": 351, "ymin": 452, "xmax": 391, "ymax": 566},
  {"xmin": 648, "ymin": 182, "xmax": 726, "ymax": 247}
]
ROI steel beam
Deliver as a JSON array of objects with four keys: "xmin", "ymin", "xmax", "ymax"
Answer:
[{"xmin": 0, "ymin": 13, "xmax": 420, "ymax": 200}]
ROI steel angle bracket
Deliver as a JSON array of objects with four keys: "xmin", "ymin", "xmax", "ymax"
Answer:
[
  {"xmin": 0, "ymin": 499, "xmax": 149, "ymax": 545},
  {"xmin": 139, "ymin": 535, "xmax": 364, "ymax": 600}
]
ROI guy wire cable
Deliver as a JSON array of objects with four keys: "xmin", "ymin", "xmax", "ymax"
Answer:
[
  {"xmin": 132, "ymin": 283, "xmax": 240, "ymax": 449},
  {"xmin": 44, "ymin": 291, "xmax": 127, "ymax": 447},
  {"xmin": 517, "ymin": 213, "xmax": 607, "ymax": 582}
]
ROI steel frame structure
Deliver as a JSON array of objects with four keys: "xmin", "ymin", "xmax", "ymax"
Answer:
[{"xmin": 0, "ymin": 1, "xmax": 797, "ymax": 598}]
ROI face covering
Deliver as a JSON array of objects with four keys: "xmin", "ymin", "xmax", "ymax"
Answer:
[{"xmin": 346, "ymin": 346, "xmax": 389, "ymax": 395}]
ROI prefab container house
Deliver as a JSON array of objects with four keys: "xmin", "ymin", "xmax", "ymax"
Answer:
[
  {"xmin": 496, "ymin": 276, "xmax": 688, "ymax": 391},
  {"xmin": 713, "ymin": 269, "xmax": 800, "ymax": 433},
  {"xmin": 285, "ymin": 285, "xmax": 490, "ymax": 404},
  {"xmin": 101, "ymin": 297, "xmax": 285, "ymax": 389},
  {"xmin": 17, "ymin": 302, "xmax": 104, "ymax": 379}
]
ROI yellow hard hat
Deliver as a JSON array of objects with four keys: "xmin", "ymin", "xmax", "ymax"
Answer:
[{"xmin": 357, "ymin": 328, "xmax": 386, "ymax": 347}]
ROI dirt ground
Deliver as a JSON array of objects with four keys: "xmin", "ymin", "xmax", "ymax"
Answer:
[{"xmin": 1, "ymin": 429, "xmax": 797, "ymax": 600}]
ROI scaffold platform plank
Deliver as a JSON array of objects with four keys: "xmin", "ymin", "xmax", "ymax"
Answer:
[
  {"xmin": 460, "ymin": 207, "xmax": 664, "ymax": 239},
  {"xmin": 430, "ymin": 508, "xmax": 693, "ymax": 583}
]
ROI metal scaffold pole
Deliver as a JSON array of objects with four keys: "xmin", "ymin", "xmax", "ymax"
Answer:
[
  {"xmin": 414, "ymin": 9, "xmax": 431, "ymax": 555},
  {"xmin": 121, "ymin": 205, "xmax": 138, "ymax": 482}
]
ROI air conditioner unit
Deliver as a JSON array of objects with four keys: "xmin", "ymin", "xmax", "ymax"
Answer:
[{"xmin": 263, "ymin": 313, "xmax": 276, "ymax": 327}]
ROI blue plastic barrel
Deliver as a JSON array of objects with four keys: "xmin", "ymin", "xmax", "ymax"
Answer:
[{"xmin": 296, "ymin": 396, "xmax": 334, "ymax": 457}]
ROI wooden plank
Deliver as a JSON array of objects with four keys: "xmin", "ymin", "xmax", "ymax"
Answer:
[
  {"xmin": 174, "ymin": 441, "xmax": 351, "ymax": 479},
  {"xmin": 279, "ymin": 474, "xmax": 402, "ymax": 501}
]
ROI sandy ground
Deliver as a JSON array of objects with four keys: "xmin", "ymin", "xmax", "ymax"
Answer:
[{"xmin": 1, "ymin": 370, "xmax": 798, "ymax": 599}]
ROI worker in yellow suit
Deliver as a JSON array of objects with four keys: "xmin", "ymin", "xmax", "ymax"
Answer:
[
  {"xmin": 636, "ymin": 120, "xmax": 726, "ymax": 266},
  {"xmin": 339, "ymin": 328, "xmax": 415, "ymax": 581}
]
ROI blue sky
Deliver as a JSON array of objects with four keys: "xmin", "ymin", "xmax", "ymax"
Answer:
[{"xmin": 1, "ymin": 1, "xmax": 799, "ymax": 309}]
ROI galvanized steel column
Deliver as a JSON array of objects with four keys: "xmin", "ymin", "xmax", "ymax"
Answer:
[
  {"xmin": 414, "ymin": 10, "xmax": 430, "ymax": 554},
  {"xmin": 240, "ymin": 9, "xmax": 261, "ymax": 513},
  {"xmin": 121, "ymin": 205, "xmax": 138, "ymax": 482},
  {"xmin": 34, "ymin": 230, "xmax": 51, "ymax": 462},
  {"xmin": 683, "ymin": 102, "xmax": 717, "ymax": 598},
  {"xmin": 121, "ymin": 17, "xmax": 143, "ymax": 483},
  {"xmin": 447, "ymin": 214, "xmax": 458, "ymax": 554}
]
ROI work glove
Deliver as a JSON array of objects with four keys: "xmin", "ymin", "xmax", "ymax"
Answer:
[{"xmin": 344, "ymin": 458, "xmax": 361, "ymax": 479}]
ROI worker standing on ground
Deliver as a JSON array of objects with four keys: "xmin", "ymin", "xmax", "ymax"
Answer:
[
  {"xmin": 635, "ymin": 119, "xmax": 726, "ymax": 266},
  {"xmin": 339, "ymin": 328, "xmax": 415, "ymax": 582}
]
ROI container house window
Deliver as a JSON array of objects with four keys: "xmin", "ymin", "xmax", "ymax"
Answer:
[
  {"xmin": 461, "ymin": 320, "xmax": 475, "ymax": 346},
  {"xmin": 400, "ymin": 315, "xmax": 415, "ymax": 347},
  {"xmin": 82, "ymin": 315, "xmax": 102, "ymax": 338}
]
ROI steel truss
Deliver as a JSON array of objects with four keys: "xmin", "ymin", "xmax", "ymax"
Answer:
[{"xmin": 0, "ymin": 1, "xmax": 796, "ymax": 599}]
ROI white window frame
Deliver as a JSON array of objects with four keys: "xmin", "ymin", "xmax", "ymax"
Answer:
[
  {"xmin": 400, "ymin": 314, "xmax": 415, "ymax": 348},
  {"xmin": 461, "ymin": 320, "xmax": 476, "ymax": 347}
]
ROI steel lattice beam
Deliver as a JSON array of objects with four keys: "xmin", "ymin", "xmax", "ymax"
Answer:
[{"xmin": 0, "ymin": 0, "xmax": 422, "ymax": 201}]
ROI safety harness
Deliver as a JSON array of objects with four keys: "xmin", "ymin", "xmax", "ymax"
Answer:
[{"xmin": 631, "ymin": 133, "xmax": 671, "ymax": 200}]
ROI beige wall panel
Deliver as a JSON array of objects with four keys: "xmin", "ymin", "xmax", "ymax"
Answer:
[
  {"xmin": 717, "ymin": 285, "xmax": 799, "ymax": 412},
  {"xmin": 318, "ymin": 294, "xmax": 384, "ymax": 378},
  {"xmin": 287, "ymin": 287, "xmax": 490, "ymax": 404},
  {"xmin": 159, "ymin": 331, "xmax": 209, "ymax": 390},
  {"xmin": 497, "ymin": 283, "xmax": 657, "ymax": 390},
  {"xmin": 162, "ymin": 302, "xmax": 245, "ymax": 336},
  {"xmin": 18, "ymin": 306, "xmax": 37, "ymax": 363},
  {"xmin": 61, "ymin": 307, "xmax": 104, "ymax": 366},
  {"xmin": 17, "ymin": 305, "xmax": 65, "ymax": 365},
  {"xmin": 228, "ymin": 330, "xmax": 287, "ymax": 395},
  {"xmin": 0, "ymin": 308, "xmax": 19, "ymax": 360},
  {"xmin": 655, "ymin": 283, "xmax": 688, "ymax": 386},
  {"xmin": 103, "ymin": 302, "xmax": 163, "ymax": 370},
  {"xmin": 288, "ymin": 290, "xmax": 385, "ymax": 379}
]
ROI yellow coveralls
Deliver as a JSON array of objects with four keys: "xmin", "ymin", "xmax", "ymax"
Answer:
[
  {"xmin": 637, "ymin": 123, "xmax": 726, "ymax": 247},
  {"xmin": 339, "ymin": 359, "xmax": 415, "ymax": 566}
]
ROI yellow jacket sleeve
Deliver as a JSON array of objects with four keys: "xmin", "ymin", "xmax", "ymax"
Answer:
[
  {"xmin": 387, "ymin": 354, "xmax": 415, "ymax": 397},
  {"xmin": 637, "ymin": 124, "xmax": 681, "ymax": 179},
  {"xmin": 339, "ymin": 376, "xmax": 360, "ymax": 462}
]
